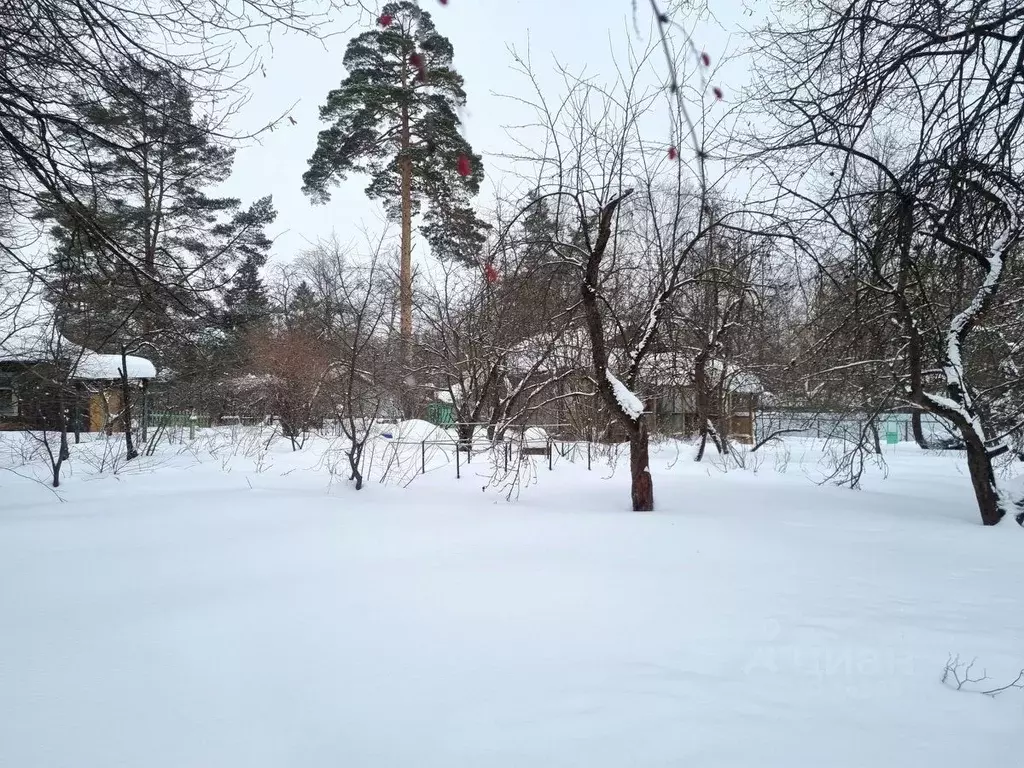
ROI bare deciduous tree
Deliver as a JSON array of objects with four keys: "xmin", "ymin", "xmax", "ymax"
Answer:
[
  {"xmin": 496, "ymin": 42, "xmax": 748, "ymax": 510},
  {"xmin": 753, "ymin": 0, "xmax": 1024, "ymax": 524}
]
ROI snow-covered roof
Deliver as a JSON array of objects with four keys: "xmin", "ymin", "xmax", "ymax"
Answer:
[{"xmin": 71, "ymin": 353, "xmax": 157, "ymax": 380}]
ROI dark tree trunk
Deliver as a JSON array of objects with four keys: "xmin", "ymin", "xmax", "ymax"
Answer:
[
  {"xmin": 695, "ymin": 429, "xmax": 708, "ymax": 462},
  {"xmin": 104, "ymin": 394, "xmax": 113, "ymax": 436},
  {"xmin": 578, "ymin": 189, "xmax": 646, "ymax": 510},
  {"xmin": 120, "ymin": 348, "xmax": 138, "ymax": 461},
  {"xmin": 629, "ymin": 420, "xmax": 654, "ymax": 512},
  {"xmin": 57, "ymin": 389, "xmax": 69, "ymax": 482},
  {"xmin": 456, "ymin": 421, "xmax": 474, "ymax": 452},
  {"xmin": 912, "ymin": 410, "xmax": 928, "ymax": 449},
  {"xmin": 140, "ymin": 379, "xmax": 149, "ymax": 444},
  {"xmin": 694, "ymin": 405, "xmax": 710, "ymax": 460},
  {"xmin": 696, "ymin": 418, "xmax": 724, "ymax": 460},
  {"xmin": 283, "ymin": 423, "xmax": 300, "ymax": 451},
  {"xmin": 717, "ymin": 404, "xmax": 730, "ymax": 455},
  {"xmin": 49, "ymin": 388, "xmax": 69, "ymax": 487},
  {"xmin": 73, "ymin": 382, "xmax": 83, "ymax": 443},
  {"xmin": 58, "ymin": 427, "xmax": 70, "ymax": 463},
  {"xmin": 716, "ymin": 384, "xmax": 731, "ymax": 454},
  {"xmin": 486, "ymin": 380, "xmax": 500, "ymax": 442},
  {"xmin": 869, "ymin": 420, "xmax": 882, "ymax": 455},
  {"xmin": 963, "ymin": 432, "xmax": 1004, "ymax": 526},
  {"xmin": 692, "ymin": 351, "xmax": 724, "ymax": 459},
  {"xmin": 349, "ymin": 441, "xmax": 364, "ymax": 490},
  {"xmin": 51, "ymin": 433, "xmax": 67, "ymax": 488}
]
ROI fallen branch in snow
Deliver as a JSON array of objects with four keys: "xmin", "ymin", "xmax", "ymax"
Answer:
[{"xmin": 941, "ymin": 654, "xmax": 1024, "ymax": 697}]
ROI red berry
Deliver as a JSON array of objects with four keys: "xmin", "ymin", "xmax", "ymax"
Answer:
[
  {"xmin": 713, "ymin": 86, "xmax": 724, "ymax": 101},
  {"xmin": 701, "ymin": 51, "xmax": 711, "ymax": 66},
  {"xmin": 668, "ymin": 146, "xmax": 677, "ymax": 160},
  {"xmin": 378, "ymin": 13, "xmax": 392, "ymax": 27},
  {"xmin": 457, "ymin": 154, "xmax": 472, "ymax": 177}
]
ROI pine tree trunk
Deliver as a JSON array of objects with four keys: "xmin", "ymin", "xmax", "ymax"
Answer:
[
  {"xmin": 400, "ymin": 157, "xmax": 413, "ymax": 347},
  {"xmin": 391, "ymin": 76, "xmax": 416, "ymax": 417},
  {"xmin": 630, "ymin": 421, "xmax": 654, "ymax": 511},
  {"xmin": 399, "ymin": 80, "xmax": 413, "ymax": 358}
]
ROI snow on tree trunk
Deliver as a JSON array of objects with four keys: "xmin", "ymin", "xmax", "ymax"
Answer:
[
  {"xmin": 920, "ymin": 206, "xmax": 1017, "ymax": 526},
  {"xmin": 604, "ymin": 369, "xmax": 653, "ymax": 511},
  {"xmin": 605, "ymin": 370, "xmax": 644, "ymax": 420}
]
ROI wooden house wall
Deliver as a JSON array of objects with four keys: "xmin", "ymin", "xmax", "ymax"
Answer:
[{"xmin": 0, "ymin": 361, "xmax": 136, "ymax": 433}]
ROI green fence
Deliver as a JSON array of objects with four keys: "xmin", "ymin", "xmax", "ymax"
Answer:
[{"xmin": 426, "ymin": 402, "xmax": 454, "ymax": 426}]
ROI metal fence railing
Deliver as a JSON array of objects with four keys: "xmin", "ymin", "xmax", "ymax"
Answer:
[{"xmin": 754, "ymin": 410, "xmax": 956, "ymax": 444}]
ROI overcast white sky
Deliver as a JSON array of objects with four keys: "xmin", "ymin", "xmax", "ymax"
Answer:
[{"xmin": 218, "ymin": 0, "xmax": 760, "ymax": 264}]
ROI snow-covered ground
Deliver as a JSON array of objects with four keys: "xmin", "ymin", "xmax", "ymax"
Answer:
[{"xmin": 1, "ymin": 428, "xmax": 1022, "ymax": 767}]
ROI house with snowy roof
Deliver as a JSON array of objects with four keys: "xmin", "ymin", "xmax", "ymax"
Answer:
[
  {"xmin": 638, "ymin": 353, "xmax": 762, "ymax": 442},
  {"xmin": 0, "ymin": 295, "xmax": 157, "ymax": 432}
]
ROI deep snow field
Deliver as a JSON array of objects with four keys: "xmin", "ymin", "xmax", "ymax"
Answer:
[{"xmin": 1, "ymin": 425, "xmax": 1022, "ymax": 767}]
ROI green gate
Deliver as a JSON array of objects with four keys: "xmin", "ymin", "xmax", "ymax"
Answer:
[{"xmin": 426, "ymin": 402, "xmax": 454, "ymax": 426}]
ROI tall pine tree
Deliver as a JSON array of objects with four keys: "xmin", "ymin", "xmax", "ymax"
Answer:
[
  {"xmin": 38, "ymin": 61, "xmax": 277, "ymax": 371},
  {"xmin": 221, "ymin": 196, "xmax": 275, "ymax": 335},
  {"xmin": 302, "ymin": 1, "xmax": 488, "ymax": 345},
  {"xmin": 285, "ymin": 281, "xmax": 325, "ymax": 336}
]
